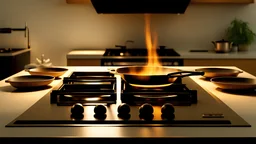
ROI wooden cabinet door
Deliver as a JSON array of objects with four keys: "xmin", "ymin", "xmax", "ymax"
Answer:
[
  {"xmin": 67, "ymin": 59, "xmax": 101, "ymax": 66},
  {"xmin": 66, "ymin": 0, "xmax": 254, "ymax": 4},
  {"xmin": 191, "ymin": 0, "xmax": 254, "ymax": 4}
]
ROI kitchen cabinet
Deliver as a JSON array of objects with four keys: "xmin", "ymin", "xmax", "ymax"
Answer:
[
  {"xmin": 184, "ymin": 59, "xmax": 256, "ymax": 76},
  {"xmin": 66, "ymin": 0, "xmax": 254, "ymax": 4},
  {"xmin": 191, "ymin": 0, "xmax": 254, "ymax": 4},
  {"xmin": 0, "ymin": 51, "xmax": 30, "ymax": 80},
  {"xmin": 67, "ymin": 59, "xmax": 101, "ymax": 66}
]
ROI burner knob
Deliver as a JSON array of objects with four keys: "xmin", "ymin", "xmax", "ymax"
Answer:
[
  {"xmin": 94, "ymin": 114, "xmax": 107, "ymax": 120},
  {"xmin": 161, "ymin": 103, "xmax": 175, "ymax": 115},
  {"xmin": 94, "ymin": 104, "xmax": 107, "ymax": 115},
  {"xmin": 161, "ymin": 113, "xmax": 175, "ymax": 120},
  {"xmin": 139, "ymin": 103, "xmax": 154, "ymax": 114},
  {"xmin": 139, "ymin": 113, "xmax": 154, "ymax": 121},
  {"xmin": 118, "ymin": 103, "xmax": 130, "ymax": 114},
  {"xmin": 118, "ymin": 113, "xmax": 131, "ymax": 120},
  {"xmin": 71, "ymin": 103, "xmax": 84, "ymax": 115},
  {"xmin": 71, "ymin": 114, "xmax": 84, "ymax": 120}
]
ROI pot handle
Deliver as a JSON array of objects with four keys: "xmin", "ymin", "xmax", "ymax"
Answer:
[{"xmin": 167, "ymin": 71, "xmax": 205, "ymax": 78}]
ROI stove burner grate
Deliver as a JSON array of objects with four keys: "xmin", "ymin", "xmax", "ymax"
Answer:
[
  {"xmin": 51, "ymin": 72, "xmax": 116, "ymax": 106},
  {"xmin": 121, "ymin": 81, "xmax": 197, "ymax": 106}
]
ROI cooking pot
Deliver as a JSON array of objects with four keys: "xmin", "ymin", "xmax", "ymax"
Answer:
[
  {"xmin": 212, "ymin": 39, "xmax": 233, "ymax": 53},
  {"xmin": 110, "ymin": 66, "xmax": 204, "ymax": 88}
]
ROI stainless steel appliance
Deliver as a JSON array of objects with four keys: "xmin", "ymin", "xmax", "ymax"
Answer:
[
  {"xmin": 6, "ymin": 71, "xmax": 250, "ymax": 127},
  {"xmin": 101, "ymin": 46, "xmax": 183, "ymax": 66},
  {"xmin": 212, "ymin": 39, "xmax": 233, "ymax": 53}
]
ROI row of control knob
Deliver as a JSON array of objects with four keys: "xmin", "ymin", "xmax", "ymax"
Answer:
[
  {"xmin": 118, "ymin": 103, "xmax": 175, "ymax": 116},
  {"xmin": 71, "ymin": 103, "xmax": 175, "ymax": 120}
]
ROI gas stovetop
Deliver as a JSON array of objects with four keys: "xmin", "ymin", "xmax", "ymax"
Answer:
[
  {"xmin": 6, "ymin": 71, "xmax": 251, "ymax": 127},
  {"xmin": 103, "ymin": 48, "xmax": 180, "ymax": 57}
]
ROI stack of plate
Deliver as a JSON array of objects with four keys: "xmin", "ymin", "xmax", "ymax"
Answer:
[
  {"xmin": 195, "ymin": 68, "xmax": 256, "ymax": 90},
  {"xmin": 26, "ymin": 67, "xmax": 68, "ymax": 77},
  {"xmin": 6, "ymin": 67, "xmax": 68, "ymax": 89},
  {"xmin": 5, "ymin": 75, "xmax": 55, "ymax": 89}
]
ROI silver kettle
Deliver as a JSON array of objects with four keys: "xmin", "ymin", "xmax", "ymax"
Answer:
[{"xmin": 212, "ymin": 39, "xmax": 233, "ymax": 53}]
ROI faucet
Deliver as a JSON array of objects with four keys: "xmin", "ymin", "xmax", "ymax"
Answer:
[
  {"xmin": 25, "ymin": 22, "xmax": 30, "ymax": 49},
  {"xmin": 0, "ymin": 22, "xmax": 30, "ymax": 49},
  {"xmin": 115, "ymin": 40, "xmax": 134, "ymax": 50},
  {"xmin": 125, "ymin": 40, "xmax": 134, "ymax": 47}
]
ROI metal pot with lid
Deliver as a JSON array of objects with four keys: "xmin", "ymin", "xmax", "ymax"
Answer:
[{"xmin": 212, "ymin": 39, "xmax": 233, "ymax": 53}]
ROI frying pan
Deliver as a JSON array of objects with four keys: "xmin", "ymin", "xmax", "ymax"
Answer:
[
  {"xmin": 211, "ymin": 77, "xmax": 256, "ymax": 90},
  {"xmin": 195, "ymin": 68, "xmax": 243, "ymax": 78},
  {"xmin": 110, "ymin": 66, "xmax": 204, "ymax": 87},
  {"xmin": 27, "ymin": 67, "xmax": 68, "ymax": 77},
  {"xmin": 5, "ymin": 75, "xmax": 55, "ymax": 89}
]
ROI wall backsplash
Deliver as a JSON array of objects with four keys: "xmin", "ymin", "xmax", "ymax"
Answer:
[{"xmin": 0, "ymin": 0, "xmax": 256, "ymax": 66}]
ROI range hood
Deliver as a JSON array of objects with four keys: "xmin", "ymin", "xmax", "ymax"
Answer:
[{"xmin": 90, "ymin": 0, "xmax": 191, "ymax": 14}]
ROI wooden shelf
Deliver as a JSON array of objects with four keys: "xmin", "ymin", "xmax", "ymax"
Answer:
[
  {"xmin": 66, "ymin": 0, "xmax": 90, "ymax": 4},
  {"xmin": 191, "ymin": 0, "xmax": 254, "ymax": 4},
  {"xmin": 66, "ymin": 0, "xmax": 254, "ymax": 4}
]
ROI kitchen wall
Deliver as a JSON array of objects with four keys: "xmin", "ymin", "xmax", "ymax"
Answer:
[{"xmin": 0, "ymin": 0, "xmax": 256, "ymax": 66}]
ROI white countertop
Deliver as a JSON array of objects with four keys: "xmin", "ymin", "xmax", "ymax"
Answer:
[
  {"xmin": 177, "ymin": 50, "xmax": 256, "ymax": 59},
  {"xmin": 66, "ymin": 49, "xmax": 256, "ymax": 59},
  {"xmin": 0, "ymin": 66, "xmax": 256, "ymax": 143}
]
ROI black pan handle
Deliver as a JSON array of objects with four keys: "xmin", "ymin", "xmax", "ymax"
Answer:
[{"xmin": 167, "ymin": 71, "xmax": 205, "ymax": 78}]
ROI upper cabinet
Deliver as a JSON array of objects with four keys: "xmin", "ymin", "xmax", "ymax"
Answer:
[
  {"xmin": 191, "ymin": 0, "xmax": 254, "ymax": 4},
  {"xmin": 66, "ymin": 0, "xmax": 254, "ymax": 4}
]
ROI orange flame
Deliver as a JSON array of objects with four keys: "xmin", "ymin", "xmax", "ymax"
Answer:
[{"xmin": 134, "ymin": 14, "xmax": 163, "ymax": 75}]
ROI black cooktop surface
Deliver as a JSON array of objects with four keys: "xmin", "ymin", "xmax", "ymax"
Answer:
[
  {"xmin": 6, "ymin": 72, "xmax": 250, "ymax": 127},
  {"xmin": 103, "ymin": 48, "xmax": 180, "ymax": 56}
]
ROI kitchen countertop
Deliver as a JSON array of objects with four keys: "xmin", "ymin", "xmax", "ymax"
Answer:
[
  {"xmin": 0, "ymin": 49, "xmax": 30, "ymax": 56},
  {"xmin": 1, "ymin": 66, "xmax": 256, "ymax": 143},
  {"xmin": 66, "ymin": 49, "xmax": 256, "ymax": 59}
]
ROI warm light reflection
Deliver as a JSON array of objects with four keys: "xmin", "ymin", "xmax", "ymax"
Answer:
[
  {"xmin": 73, "ymin": 82, "xmax": 111, "ymax": 85},
  {"xmin": 130, "ymin": 83, "xmax": 172, "ymax": 88},
  {"xmin": 70, "ymin": 50, "xmax": 105, "ymax": 55},
  {"xmin": 85, "ymin": 97, "xmax": 100, "ymax": 101},
  {"xmin": 129, "ymin": 14, "xmax": 163, "ymax": 75}
]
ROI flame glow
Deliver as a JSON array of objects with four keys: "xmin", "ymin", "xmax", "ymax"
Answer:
[{"xmin": 131, "ymin": 14, "xmax": 163, "ymax": 75}]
